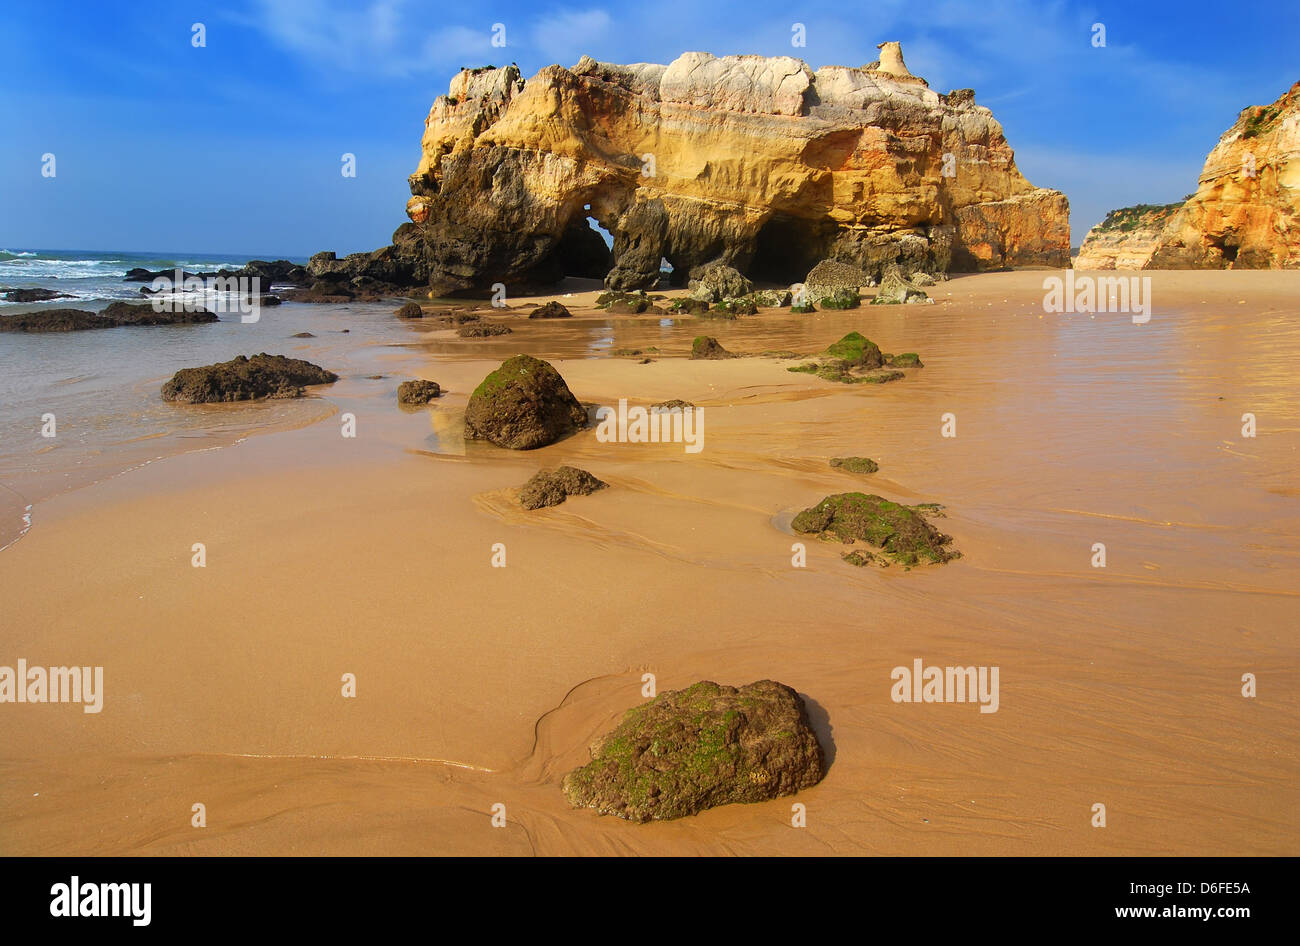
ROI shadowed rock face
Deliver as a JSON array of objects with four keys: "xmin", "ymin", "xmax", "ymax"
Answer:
[
  {"xmin": 562, "ymin": 680, "xmax": 825, "ymax": 822},
  {"xmin": 399, "ymin": 49, "xmax": 1069, "ymax": 294}
]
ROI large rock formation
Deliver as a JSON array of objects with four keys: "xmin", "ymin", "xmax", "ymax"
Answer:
[
  {"xmin": 400, "ymin": 46, "xmax": 1068, "ymax": 294},
  {"xmin": 1077, "ymin": 81, "xmax": 1300, "ymax": 270}
]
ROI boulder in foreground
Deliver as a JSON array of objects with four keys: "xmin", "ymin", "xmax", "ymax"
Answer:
[
  {"xmin": 519, "ymin": 466, "xmax": 608, "ymax": 509},
  {"xmin": 562, "ymin": 680, "xmax": 825, "ymax": 822},
  {"xmin": 161, "ymin": 354, "xmax": 338, "ymax": 403},
  {"xmin": 464, "ymin": 354, "xmax": 587, "ymax": 449},
  {"xmin": 792, "ymin": 492, "xmax": 957, "ymax": 567}
]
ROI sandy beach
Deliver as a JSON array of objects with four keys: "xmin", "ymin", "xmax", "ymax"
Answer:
[{"xmin": 1, "ymin": 270, "xmax": 1296, "ymax": 856}]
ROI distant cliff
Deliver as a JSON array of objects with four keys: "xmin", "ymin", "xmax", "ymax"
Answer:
[
  {"xmin": 1077, "ymin": 81, "xmax": 1300, "ymax": 270},
  {"xmin": 397, "ymin": 44, "xmax": 1069, "ymax": 293}
]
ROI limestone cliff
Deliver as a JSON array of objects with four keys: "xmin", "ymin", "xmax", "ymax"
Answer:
[
  {"xmin": 1074, "ymin": 201, "xmax": 1185, "ymax": 270},
  {"xmin": 1077, "ymin": 81, "xmax": 1300, "ymax": 270},
  {"xmin": 397, "ymin": 46, "xmax": 1069, "ymax": 293}
]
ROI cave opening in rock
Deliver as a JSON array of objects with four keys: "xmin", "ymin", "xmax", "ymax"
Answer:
[
  {"xmin": 750, "ymin": 213, "xmax": 832, "ymax": 285},
  {"xmin": 556, "ymin": 209, "xmax": 614, "ymax": 281}
]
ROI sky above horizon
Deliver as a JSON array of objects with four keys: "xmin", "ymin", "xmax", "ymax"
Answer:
[{"xmin": 0, "ymin": 0, "xmax": 1296, "ymax": 258}]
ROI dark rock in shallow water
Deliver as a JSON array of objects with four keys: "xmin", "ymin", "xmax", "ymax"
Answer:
[
  {"xmin": 464, "ymin": 354, "xmax": 587, "ymax": 449},
  {"xmin": 886, "ymin": 352, "xmax": 923, "ymax": 367},
  {"xmin": 562, "ymin": 679, "xmax": 825, "ymax": 822},
  {"xmin": 161, "ymin": 354, "xmax": 338, "ymax": 403},
  {"xmin": 458, "ymin": 321, "xmax": 512, "ymax": 337},
  {"xmin": 691, "ymin": 336, "xmax": 734, "ymax": 360},
  {"xmin": 395, "ymin": 302, "xmax": 424, "ymax": 319},
  {"xmin": 830, "ymin": 456, "xmax": 879, "ymax": 474},
  {"xmin": 0, "ymin": 303, "xmax": 218, "ymax": 333},
  {"xmin": 518, "ymin": 466, "xmax": 608, "ymax": 509},
  {"xmin": 291, "ymin": 332, "xmax": 315, "ymax": 338},
  {"xmin": 791, "ymin": 492, "xmax": 957, "ymax": 567},
  {"xmin": 528, "ymin": 300, "xmax": 572, "ymax": 319},
  {"xmin": 397, "ymin": 379, "xmax": 441, "ymax": 404},
  {"xmin": 2, "ymin": 288, "xmax": 73, "ymax": 302}
]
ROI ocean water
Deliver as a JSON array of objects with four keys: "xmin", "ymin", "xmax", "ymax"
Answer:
[
  {"xmin": 0, "ymin": 249, "xmax": 419, "ymax": 550},
  {"xmin": 0, "ymin": 248, "xmax": 308, "ymax": 306}
]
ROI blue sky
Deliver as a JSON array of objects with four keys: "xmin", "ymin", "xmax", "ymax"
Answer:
[{"xmin": 0, "ymin": 0, "xmax": 1295, "ymax": 257}]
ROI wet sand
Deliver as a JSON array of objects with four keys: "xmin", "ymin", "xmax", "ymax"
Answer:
[{"xmin": 1, "ymin": 271, "xmax": 1297, "ymax": 855}]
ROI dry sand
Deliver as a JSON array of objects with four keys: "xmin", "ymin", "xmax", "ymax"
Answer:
[{"xmin": 1, "ymin": 271, "xmax": 1297, "ymax": 855}]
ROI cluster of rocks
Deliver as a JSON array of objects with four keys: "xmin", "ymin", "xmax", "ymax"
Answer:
[
  {"xmin": 2, "ymin": 287, "xmax": 73, "ymax": 303},
  {"xmin": 160, "ymin": 354, "xmax": 338, "ymax": 403}
]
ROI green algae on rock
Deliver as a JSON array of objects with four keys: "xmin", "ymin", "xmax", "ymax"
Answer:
[
  {"xmin": 464, "ymin": 354, "xmax": 587, "ymax": 449},
  {"xmin": 691, "ymin": 336, "xmax": 735, "ymax": 360},
  {"xmin": 787, "ymin": 331, "xmax": 915, "ymax": 384},
  {"xmin": 830, "ymin": 456, "xmax": 879, "ymax": 474},
  {"xmin": 791, "ymin": 492, "xmax": 957, "ymax": 567},
  {"xmin": 562, "ymin": 680, "xmax": 825, "ymax": 822}
]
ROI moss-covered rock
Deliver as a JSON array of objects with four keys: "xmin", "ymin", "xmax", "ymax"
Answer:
[
  {"xmin": 819, "ymin": 288, "xmax": 861, "ymax": 309},
  {"xmin": 713, "ymin": 297, "xmax": 757, "ymax": 316},
  {"xmin": 887, "ymin": 352, "xmax": 923, "ymax": 367},
  {"xmin": 791, "ymin": 492, "xmax": 957, "ymax": 567},
  {"xmin": 562, "ymin": 680, "xmax": 825, "ymax": 822},
  {"xmin": 691, "ymin": 336, "xmax": 735, "ymax": 360},
  {"xmin": 666, "ymin": 297, "xmax": 710, "ymax": 314},
  {"xmin": 791, "ymin": 302, "xmax": 816, "ymax": 314},
  {"xmin": 786, "ymin": 332, "xmax": 911, "ymax": 384},
  {"xmin": 395, "ymin": 302, "xmax": 423, "ymax": 319},
  {"xmin": 518, "ymin": 466, "xmax": 608, "ymax": 509},
  {"xmin": 464, "ymin": 354, "xmax": 587, "ymax": 449},
  {"xmin": 830, "ymin": 456, "xmax": 878, "ymax": 474},
  {"xmin": 161, "ymin": 353, "xmax": 338, "ymax": 403}
]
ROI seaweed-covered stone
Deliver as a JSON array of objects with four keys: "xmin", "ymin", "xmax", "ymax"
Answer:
[
  {"xmin": 791, "ymin": 302, "xmax": 816, "ymax": 314},
  {"xmin": 819, "ymin": 288, "xmax": 861, "ymax": 309},
  {"xmin": 691, "ymin": 336, "xmax": 734, "ymax": 360},
  {"xmin": 713, "ymin": 297, "xmax": 757, "ymax": 316},
  {"xmin": 830, "ymin": 456, "xmax": 878, "ymax": 474},
  {"xmin": 161, "ymin": 354, "xmax": 338, "ymax": 403},
  {"xmin": 791, "ymin": 492, "xmax": 957, "ymax": 567},
  {"xmin": 826, "ymin": 331, "xmax": 882, "ymax": 368},
  {"xmin": 529, "ymin": 300, "xmax": 572, "ymax": 319},
  {"xmin": 395, "ymin": 302, "xmax": 424, "ymax": 318},
  {"xmin": 397, "ymin": 379, "xmax": 441, "ymax": 404},
  {"xmin": 458, "ymin": 321, "xmax": 512, "ymax": 337},
  {"xmin": 562, "ymin": 680, "xmax": 825, "ymax": 822},
  {"xmin": 596, "ymin": 291, "xmax": 650, "ymax": 313},
  {"xmin": 651, "ymin": 399, "xmax": 696, "ymax": 411},
  {"xmin": 887, "ymin": 352, "xmax": 924, "ymax": 367},
  {"xmin": 464, "ymin": 354, "xmax": 587, "ymax": 449},
  {"xmin": 666, "ymin": 297, "xmax": 710, "ymax": 314},
  {"xmin": 518, "ymin": 466, "xmax": 608, "ymax": 509},
  {"xmin": 871, "ymin": 264, "xmax": 929, "ymax": 305},
  {"xmin": 753, "ymin": 289, "xmax": 793, "ymax": 307},
  {"xmin": 786, "ymin": 332, "xmax": 909, "ymax": 384}
]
